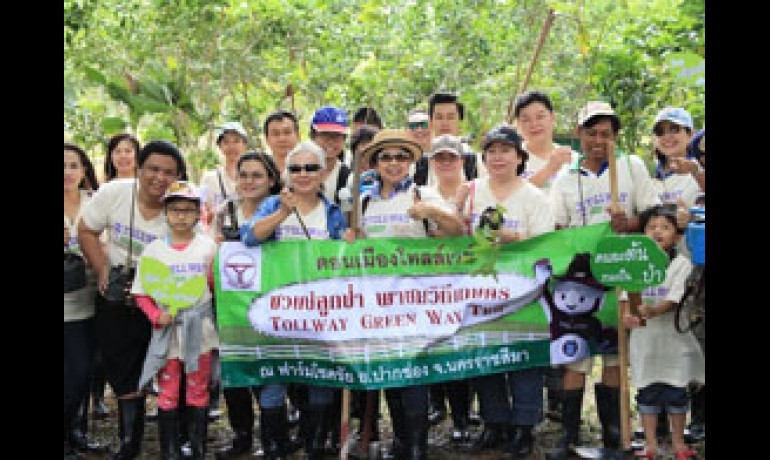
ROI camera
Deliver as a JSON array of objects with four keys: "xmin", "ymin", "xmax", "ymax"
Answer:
[{"xmin": 221, "ymin": 226, "xmax": 241, "ymax": 242}]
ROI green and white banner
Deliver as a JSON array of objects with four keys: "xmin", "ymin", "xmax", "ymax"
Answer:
[{"xmin": 215, "ymin": 223, "xmax": 618, "ymax": 390}]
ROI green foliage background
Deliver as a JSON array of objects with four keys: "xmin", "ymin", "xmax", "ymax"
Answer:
[{"xmin": 64, "ymin": 0, "xmax": 705, "ymax": 180}]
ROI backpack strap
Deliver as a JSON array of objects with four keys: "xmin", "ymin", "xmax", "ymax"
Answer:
[
  {"xmin": 413, "ymin": 156, "xmax": 429, "ymax": 185},
  {"xmin": 334, "ymin": 164, "xmax": 352, "ymax": 205},
  {"xmin": 463, "ymin": 152, "xmax": 478, "ymax": 180}
]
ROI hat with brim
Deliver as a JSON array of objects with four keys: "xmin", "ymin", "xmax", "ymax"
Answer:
[
  {"xmin": 555, "ymin": 252, "xmax": 610, "ymax": 291},
  {"xmin": 577, "ymin": 101, "xmax": 620, "ymax": 128},
  {"xmin": 360, "ymin": 129, "xmax": 422, "ymax": 167},
  {"xmin": 162, "ymin": 180, "xmax": 201, "ymax": 203}
]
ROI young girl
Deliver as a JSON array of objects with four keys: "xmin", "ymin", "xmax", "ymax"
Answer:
[
  {"xmin": 622, "ymin": 204, "xmax": 705, "ymax": 459},
  {"xmin": 131, "ymin": 180, "xmax": 219, "ymax": 459}
]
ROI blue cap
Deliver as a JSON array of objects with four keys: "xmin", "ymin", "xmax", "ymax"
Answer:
[
  {"xmin": 311, "ymin": 106, "xmax": 348, "ymax": 134},
  {"xmin": 653, "ymin": 107, "xmax": 693, "ymax": 131}
]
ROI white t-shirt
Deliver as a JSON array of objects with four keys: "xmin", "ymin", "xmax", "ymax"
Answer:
[
  {"xmin": 463, "ymin": 176, "xmax": 555, "ymax": 237},
  {"xmin": 130, "ymin": 233, "xmax": 219, "ymax": 358},
  {"xmin": 200, "ymin": 166, "xmax": 237, "ymax": 208},
  {"xmin": 629, "ymin": 254, "xmax": 705, "ymax": 389},
  {"xmin": 520, "ymin": 142, "xmax": 580, "ymax": 192},
  {"xmin": 81, "ymin": 179, "xmax": 169, "ymax": 268},
  {"xmin": 276, "ymin": 201, "xmax": 330, "ymax": 240},
  {"xmin": 361, "ymin": 184, "xmax": 452, "ymax": 238},
  {"xmin": 550, "ymin": 154, "xmax": 661, "ymax": 228},
  {"xmin": 426, "ymin": 143, "xmax": 486, "ymax": 187},
  {"xmin": 65, "ymin": 190, "xmax": 97, "ymax": 322},
  {"xmin": 654, "ymin": 173, "xmax": 703, "ymax": 208}
]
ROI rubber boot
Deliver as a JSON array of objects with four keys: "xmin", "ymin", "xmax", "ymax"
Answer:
[
  {"xmin": 304, "ymin": 404, "xmax": 329, "ymax": 460},
  {"xmin": 187, "ymin": 406, "xmax": 208, "ymax": 460},
  {"xmin": 158, "ymin": 409, "xmax": 181, "ymax": 460},
  {"xmin": 215, "ymin": 387, "xmax": 254, "ymax": 459},
  {"xmin": 64, "ymin": 406, "xmax": 84, "ymax": 460},
  {"xmin": 594, "ymin": 383, "xmax": 620, "ymax": 449},
  {"xmin": 70, "ymin": 395, "xmax": 109, "ymax": 454},
  {"xmin": 466, "ymin": 422, "xmax": 510, "ymax": 452},
  {"xmin": 110, "ymin": 397, "xmax": 146, "ymax": 460},
  {"xmin": 687, "ymin": 384, "xmax": 705, "ymax": 441},
  {"xmin": 260, "ymin": 406, "xmax": 290, "ymax": 460},
  {"xmin": 544, "ymin": 388, "xmax": 583, "ymax": 460},
  {"xmin": 403, "ymin": 410, "xmax": 428, "ymax": 460},
  {"xmin": 508, "ymin": 425, "xmax": 534, "ymax": 459}
]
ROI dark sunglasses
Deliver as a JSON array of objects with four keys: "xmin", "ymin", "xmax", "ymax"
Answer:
[
  {"xmin": 377, "ymin": 152, "xmax": 412, "ymax": 163},
  {"xmin": 287, "ymin": 163, "xmax": 322, "ymax": 174},
  {"xmin": 653, "ymin": 124, "xmax": 682, "ymax": 137},
  {"xmin": 407, "ymin": 120, "xmax": 429, "ymax": 130}
]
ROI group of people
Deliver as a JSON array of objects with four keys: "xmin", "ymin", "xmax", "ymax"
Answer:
[{"xmin": 64, "ymin": 89, "xmax": 706, "ymax": 460}]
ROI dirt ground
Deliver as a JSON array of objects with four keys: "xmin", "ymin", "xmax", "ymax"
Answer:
[{"xmin": 81, "ymin": 372, "xmax": 705, "ymax": 459}]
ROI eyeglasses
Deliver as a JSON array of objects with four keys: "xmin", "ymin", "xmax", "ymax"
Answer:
[
  {"xmin": 378, "ymin": 152, "xmax": 412, "ymax": 163},
  {"xmin": 166, "ymin": 207, "xmax": 199, "ymax": 216},
  {"xmin": 287, "ymin": 163, "xmax": 322, "ymax": 174},
  {"xmin": 407, "ymin": 120, "xmax": 429, "ymax": 130},
  {"xmin": 238, "ymin": 171, "xmax": 266, "ymax": 180},
  {"xmin": 653, "ymin": 125, "xmax": 683, "ymax": 137}
]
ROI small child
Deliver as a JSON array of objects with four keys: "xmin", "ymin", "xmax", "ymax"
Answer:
[
  {"xmin": 622, "ymin": 204, "xmax": 705, "ymax": 459},
  {"xmin": 131, "ymin": 180, "xmax": 219, "ymax": 459}
]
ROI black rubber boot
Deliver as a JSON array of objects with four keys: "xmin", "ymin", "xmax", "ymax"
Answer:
[
  {"xmin": 594, "ymin": 383, "xmax": 620, "ymax": 449},
  {"xmin": 687, "ymin": 384, "xmax": 705, "ymax": 442},
  {"xmin": 508, "ymin": 425, "xmax": 534, "ymax": 459},
  {"xmin": 544, "ymin": 388, "xmax": 584, "ymax": 460},
  {"xmin": 187, "ymin": 406, "xmax": 208, "ymax": 460},
  {"xmin": 216, "ymin": 387, "xmax": 254, "ymax": 459},
  {"xmin": 70, "ymin": 390, "xmax": 110, "ymax": 454},
  {"xmin": 64, "ymin": 406, "xmax": 84, "ymax": 460},
  {"xmin": 158, "ymin": 408, "xmax": 181, "ymax": 460},
  {"xmin": 110, "ymin": 397, "xmax": 146, "ymax": 460},
  {"xmin": 466, "ymin": 422, "xmax": 510, "ymax": 452},
  {"xmin": 403, "ymin": 410, "xmax": 428, "ymax": 460},
  {"xmin": 260, "ymin": 406, "xmax": 290, "ymax": 460},
  {"xmin": 304, "ymin": 404, "xmax": 329, "ymax": 460}
]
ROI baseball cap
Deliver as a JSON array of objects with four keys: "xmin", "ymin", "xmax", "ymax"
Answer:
[
  {"xmin": 311, "ymin": 106, "xmax": 349, "ymax": 134},
  {"xmin": 215, "ymin": 121, "xmax": 248, "ymax": 144},
  {"xmin": 481, "ymin": 124, "xmax": 523, "ymax": 152},
  {"xmin": 577, "ymin": 101, "xmax": 620, "ymax": 128},
  {"xmin": 162, "ymin": 181, "xmax": 201, "ymax": 203},
  {"xmin": 652, "ymin": 107, "xmax": 693, "ymax": 131},
  {"xmin": 427, "ymin": 134, "xmax": 462, "ymax": 157}
]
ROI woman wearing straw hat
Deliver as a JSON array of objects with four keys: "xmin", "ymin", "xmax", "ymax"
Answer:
[{"xmin": 349, "ymin": 129, "xmax": 464, "ymax": 459}]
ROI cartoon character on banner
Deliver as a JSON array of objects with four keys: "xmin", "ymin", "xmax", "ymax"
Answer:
[{"xmin": 534, "ymin": 252, "xmax": 615, "ymax": 365}]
